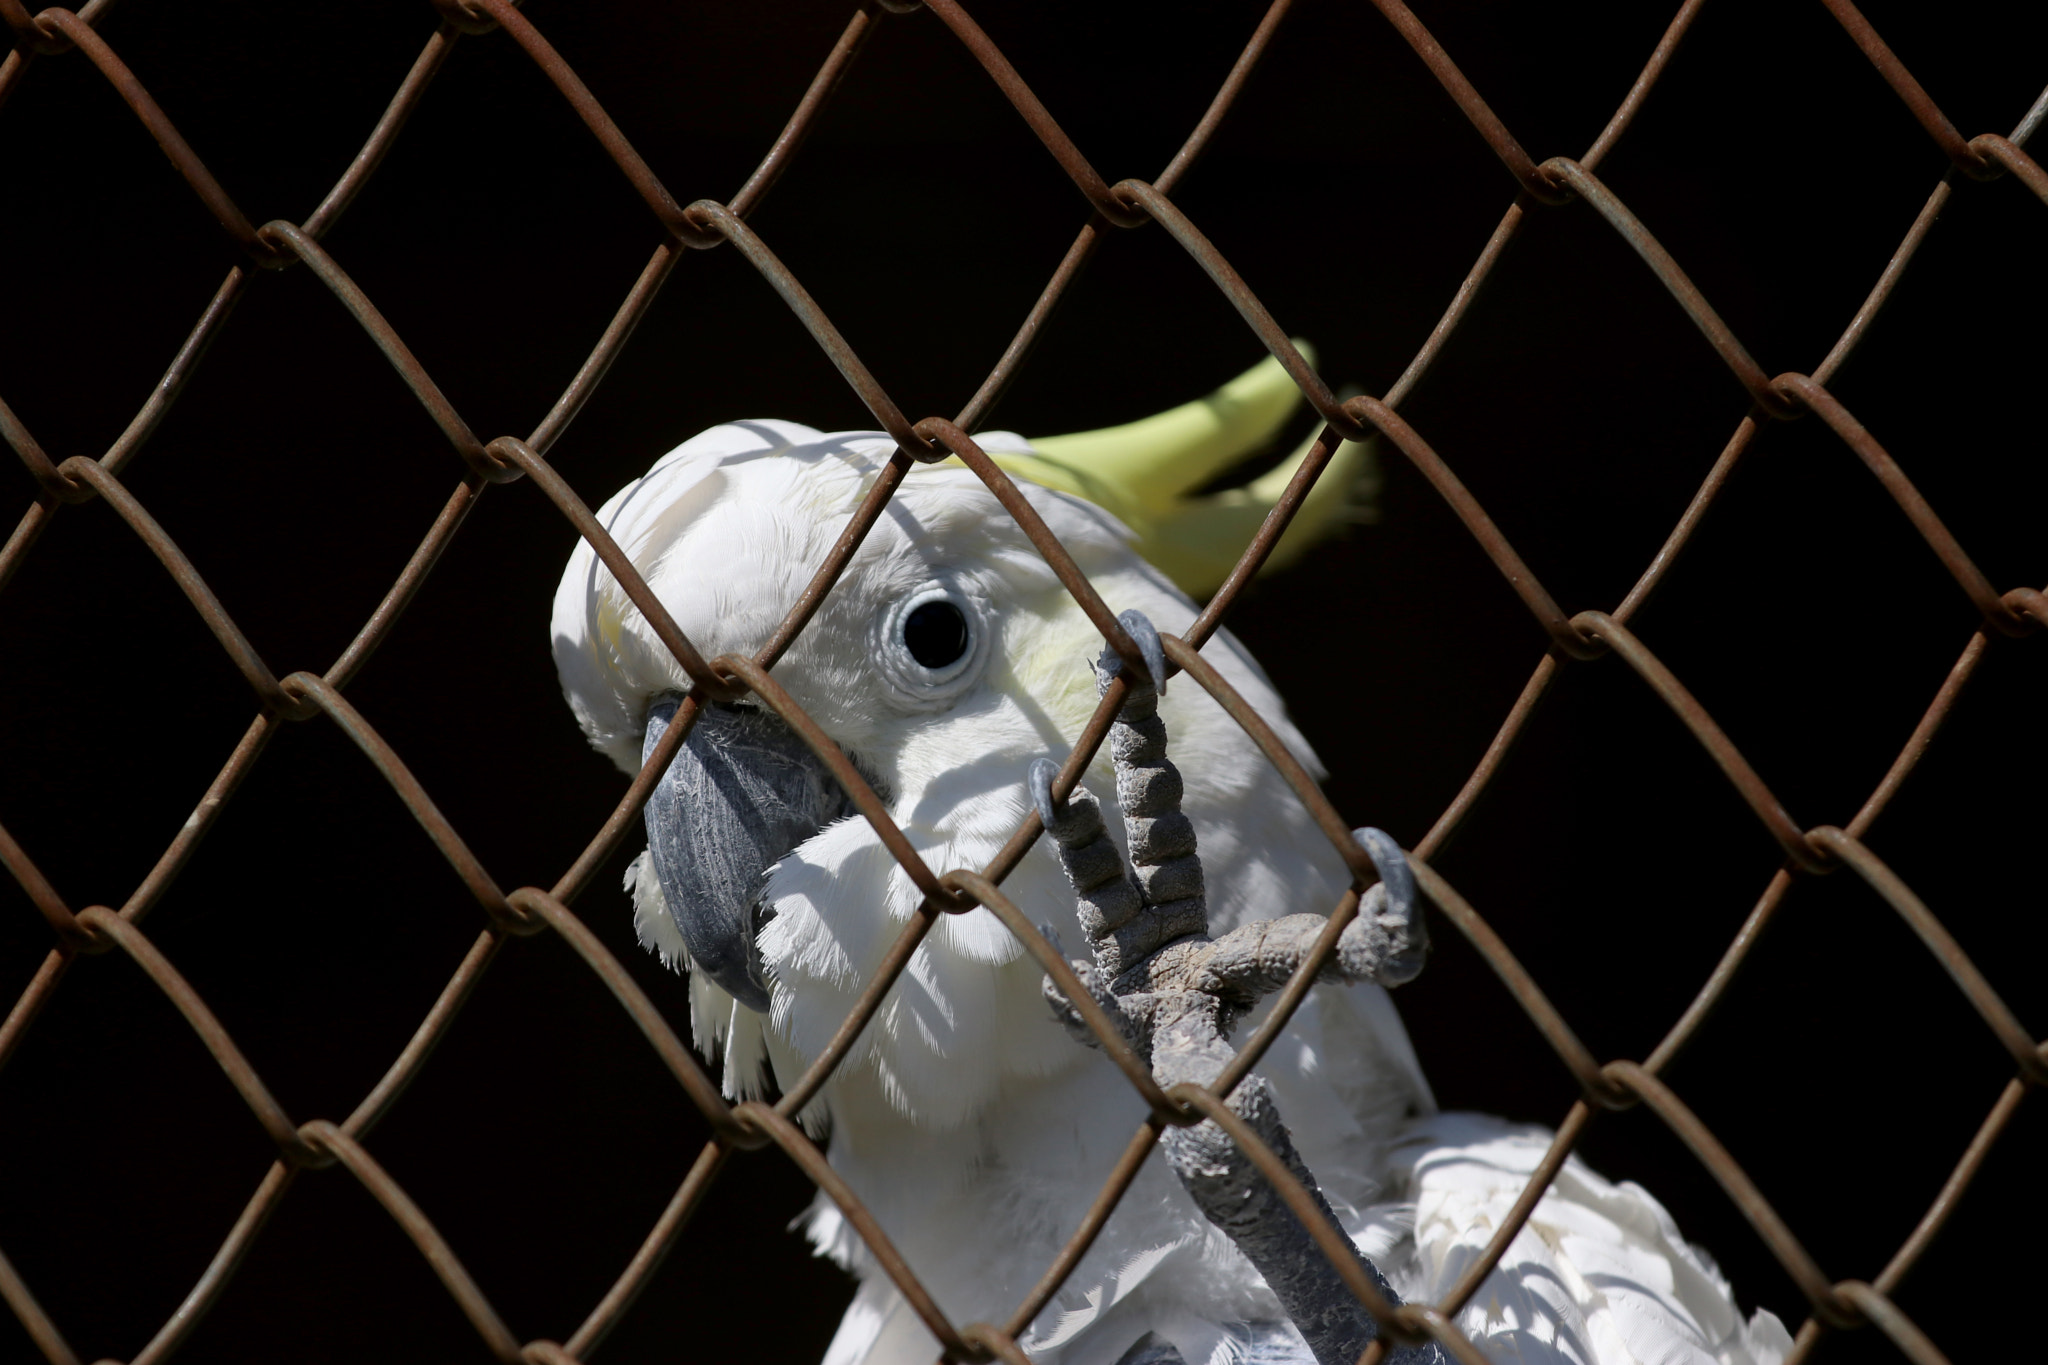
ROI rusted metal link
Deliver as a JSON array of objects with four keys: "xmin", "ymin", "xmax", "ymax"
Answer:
[
  {"xmin": 735, "ymin": 1101, "xmax": 987, "ymax": 1363},
  {"xmin": 0, "ymin": 819, "xmax": 88, "ymax": 949},
  {"xmin": 1573, "ymin": 611, "xmax": 1835, "ymax": 873},
  {"xmin": 715, "ymin": 655, "xmax": 973, "ymax": 912},
  {"xmin": 1581, "ymin": 0, "xmax": 1710, "ymax": 173},
  {"xmin": 426, "ymin": 0, "xmax": 504, "ymax": 38},
  {"xmin": 728, "ymin": 4, "xmax": 885, "ymax": 219},
  {"xmin": 1341, "ymin": 396, "xmax": 1603, "ymax": 659},
  {"xmin": 1868, "ymin": 1076, "xmax": 2029, "ymax": 1302},
  {"xmin": 1176, "ymin": 429, "xmax": 1335, "ymax": 640},
  {"xmin": 57, "ymin": 458, "xmax": 306, "ymax": 720},
  {"xmin": 256, "ymin": 223, "xmax": 508, "ymax": 482},
  {"xmin": 1968, "ymin": 133, "xmax": 2048, "ymax": 204},
  {"xmin": 950, "ymin": 0, "xmax": 1295, "ymax": 434},
  {"xmin": 1409, "ymin": 863, "xmax": 1631, "ymax": 1110},
  {"xmin": 281, "ymin": 674, "xmax": 533, "ymax": 931},
  {"xmin": 0, "ymin": 259, "xmax": 251, "ymax": 560},
  {"xmin": 0, "ymin": 951, "xmax": 68, "ymax": 1074},
  {"xmin": 552, "ymin": 689, "xmax": 703, "ymax": 907},
  {"xmin": 1807, "ymin": 829, "xmax": 2047, "ymax": 1084},
  {"xmin": 755, "ymin": 450, "xmax": 913, "ymax": 670},
  {"xmin": 1209, "ymin": 887, "xmax": 1361, "ymax": 1102},
  {"xmin": 463, "ymin": 0, "xmax": 715, "ymax": 247},
  {"xmin": 300, "ymin": 24, "xmax": 465, "ymax": 240},
  {"xmin": 1365, "ymin": 0, "xmax": 1570, "ymax": 204},
  {"xmin": 1168, "ymin": 1085, "xmax": 1427, "ymax": 1343},
  {"xmin": 997, "ymin": 1117, "xmax": 1164, "ymax": 1341},
  {"xmin": 0, "ymin": 1250, "xmax": 76, "ymax": 1365},
  {"xmin": 1770, "ymin": 374, "xmax": 2033, "ymax": 636},
  {"xmin": 1157, "ymin": 636, "xmax": 1375, "ymax": 884},
  {"xmin": 0, "ymin": 396, "xmax": 85, "ymax": 503},
  {"xmin": 1111, "ymin": 182, "xmax": 1368, "ymax": 442},
  {"xmin": 1600, "ymin": 1062, "xmax": 1860, "ymax": 1329},
  {"xmin": 326, "ymin": 476, "xmax": 488, "ymax": 694},
  {"xmin": 1641, "ymin": 869, "xmax": 1795, "ymax": 1080},
  {"xmin": 919, "ymin": 0, "xmax": 1149, "ymax": 229},
  {"xmin": 1818, "ymin": 0, "xmax": 1994, "ymax": 179},
  {"xmin": 1416, "ymin": 656, "xmax": 1558, "ymax": 861},
  {"xmin": 1156, "ymin": 0, "xmax": 1295, "ymax": 194},
  {"xmin": 685, "ymin": 202, "xmax": 925, "ymax": 453},
  {"xmin": 1432, "ymin": 1102, "xmax": 1596, "ymax": 1319},
  {"xmin": 769, "ymin": 906, "xmax": 941, "ymax": 1122},
  {"xmin": 1845, "ymin": 630, "xmax": 1992, "ymax": 841},
  {"xmin": 953, "ymin": 217, "xmax": 1108, "ymax": 435},
  {"xmin": 973, "ymin": 671, "xmax": 1130, "ymax": 894},
  {"xmin": 33, "ymin": 10, "xmax": 291, "ymax": 265},
  {"xmin": 2008, "ymin": 585, "xmax": 2048, "ymax": 631},
  {"xmin": 121, "ymin": 1157, "xmax": 299, "ymax": 1365},
  {"xmin": 1539, "ymin": 160, "xmax": 1796, "ymax": 417},
  {"xmin": 343, "ymin": 928, "xmax": 503, "ymax": 1141},
  {"xmin": 959, "ymin": 1323, "xmax": 1036, "ymax": 1365},
  {"xmin": 506, "ymin": 888, "xmax": 759, "ymax": 1144},
  {"xmin": 527, "ymin": 243, "xmax": 682, "ymax": 458},
  {"xmin": 916, "ymin": 419, "xmax": 1148, "ymax": 678},
  {"xmin": 1829, "ymin": 1284, "xmax": 1955, "ymax": 1365},
  {"xmin": 76, "ymin": 908, "xmax": 328, "ymax": 1169},
  {"xmin": 111, "ymin": 269, "xmax": 245, "ymax": 468},
  {"xmin": 0, "ymin": 0, "xmax": 64, "ymax": 56},
  {"xmin": 298, "ymin": 1120, "xmax": 527, "ymax": 1362},
  {"xmin": 943, "ymin": 870, "xmax": 1191, "ymax": 1126},
  {"xmin": 490, "ymin": 437, "xmax": 735, "ymax": 697},
  {"xmin": 563, "ymin": 1138, "xmax": 731, "ymax": 1358}
]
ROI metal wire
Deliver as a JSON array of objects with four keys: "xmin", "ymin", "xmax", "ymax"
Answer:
[{"xmin": 1, "ymin": 2, "xmax": 2042, "ymax": 1364}]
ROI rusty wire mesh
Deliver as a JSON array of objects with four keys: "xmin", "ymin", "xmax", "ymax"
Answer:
[{"xmin": 2, "ymin": 0, "xmax": 2044, "ymax": 1362}]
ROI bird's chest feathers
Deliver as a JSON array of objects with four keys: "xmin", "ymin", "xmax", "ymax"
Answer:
[{"xmin": 755, "ymin": 719, "xmax": 1096, "ymax": 1130}]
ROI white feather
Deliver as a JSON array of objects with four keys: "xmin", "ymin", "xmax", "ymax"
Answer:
[{"xmin": 554, "ymin": 425, "xmax": 1786, "ymax": 1365}]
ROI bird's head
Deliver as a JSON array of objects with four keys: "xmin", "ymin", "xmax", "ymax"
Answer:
[
  {"xmin": 553, "ymin": 419, "xmax": 1132, "ymax": 1013},
  {"xmin": 551, "ymin": 356, "xmax": 1366, "ymax": 1115}
]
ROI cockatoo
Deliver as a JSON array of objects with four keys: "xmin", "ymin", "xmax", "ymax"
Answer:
[{"xmin": 550, "ymin": 354, "xmax": 1793, "ymax": 1365}]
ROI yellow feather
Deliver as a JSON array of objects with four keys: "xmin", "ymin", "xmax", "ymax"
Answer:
[{"xmin": 954, "ymin": 344, "xmax": 1376, "ymax": 596}]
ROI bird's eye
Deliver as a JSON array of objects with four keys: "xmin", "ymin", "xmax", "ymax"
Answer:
[
  {"xmin": 876, "ymin": 583, "xmax": 986, "ymax": 709},
  {"xmin": 902, "ymin": 599, "xmax": 968, "ymax": 669}
]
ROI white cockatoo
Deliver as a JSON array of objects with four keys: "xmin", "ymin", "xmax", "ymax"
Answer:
[{"xmin": 550, "ymin": 355, "xmax": 1794, "ymax": 1365}]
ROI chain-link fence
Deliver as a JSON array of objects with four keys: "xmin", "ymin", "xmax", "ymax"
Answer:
[{"xmin": 2, "ymin": 1, "xmax": 2042, "ymax": 1362}]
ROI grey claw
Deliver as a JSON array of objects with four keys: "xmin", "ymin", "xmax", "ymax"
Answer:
[
  {"xmin": 1037, "ymin": 921, "xmax": 1069, "ymax": 958},
  {"xmin": 1352, "ymin": 826, "xmax": 1416, "ymax": 924},
  {"xmin": 1098, "ymin": 608, "xmax": 1167, "ymax": 696},
  {"xmin": 1028, "ymin": 757, "xmax": 1064, "ymax": 828},
  {"xmin": 1122, "ymin": 608, "xmax": 1167, "ymax": 696}
]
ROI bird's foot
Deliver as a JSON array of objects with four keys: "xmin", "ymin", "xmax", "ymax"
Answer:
[{"xmin": 1027, "ymin": 609, "xmax": 1434, "ymax": 1365}]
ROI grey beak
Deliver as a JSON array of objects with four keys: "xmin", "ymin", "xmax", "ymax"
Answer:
[{"xmin": 642, "ymin": 696, "xmax": 854, "ymax": 1013}]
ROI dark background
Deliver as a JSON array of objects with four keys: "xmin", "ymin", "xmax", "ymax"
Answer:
[{"xmin": 1, "ymin": 1, "xmax": 2042, "ymax": 1362}]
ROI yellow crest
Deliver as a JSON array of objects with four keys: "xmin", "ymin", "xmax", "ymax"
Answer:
[{"xmin": 954, "ymin": 344, "xmax": 1378, "ymax": 597}]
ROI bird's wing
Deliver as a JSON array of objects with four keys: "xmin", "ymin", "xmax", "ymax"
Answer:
[{"xmin": 1388, "ymin": 1112, "xmax": 1794, "ymax": 1365}]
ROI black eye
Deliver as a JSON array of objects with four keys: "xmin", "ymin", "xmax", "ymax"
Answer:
[{"xmin": 902, "ymin": 599, "xmax": 969, "ymax": 669}]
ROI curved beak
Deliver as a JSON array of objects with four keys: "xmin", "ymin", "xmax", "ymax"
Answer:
[{"xmin": 642, "ymin": 696, "xmax": 854, "ymax": 1013}]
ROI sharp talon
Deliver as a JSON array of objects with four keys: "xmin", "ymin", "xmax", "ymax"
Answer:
[
  {"xmin": 1352, "ymin": 827, "xmax": 1415, "ymax": 920},
  {"xmin": 1038, "ymin": 921, "xmax": 1068, "ymax": 958},
  {"xmin": 1105, "ymin": 608, "xmax": 1167, "ymax": 695},
  {"xmin": 1029, "ymin": 757, "xmax": 1064, "ymax": 828}
]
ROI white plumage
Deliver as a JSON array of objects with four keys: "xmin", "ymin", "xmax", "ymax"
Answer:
[{"xmin": 552, "ymin": 419, "xmax": 1791, "ymax": 1365}]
